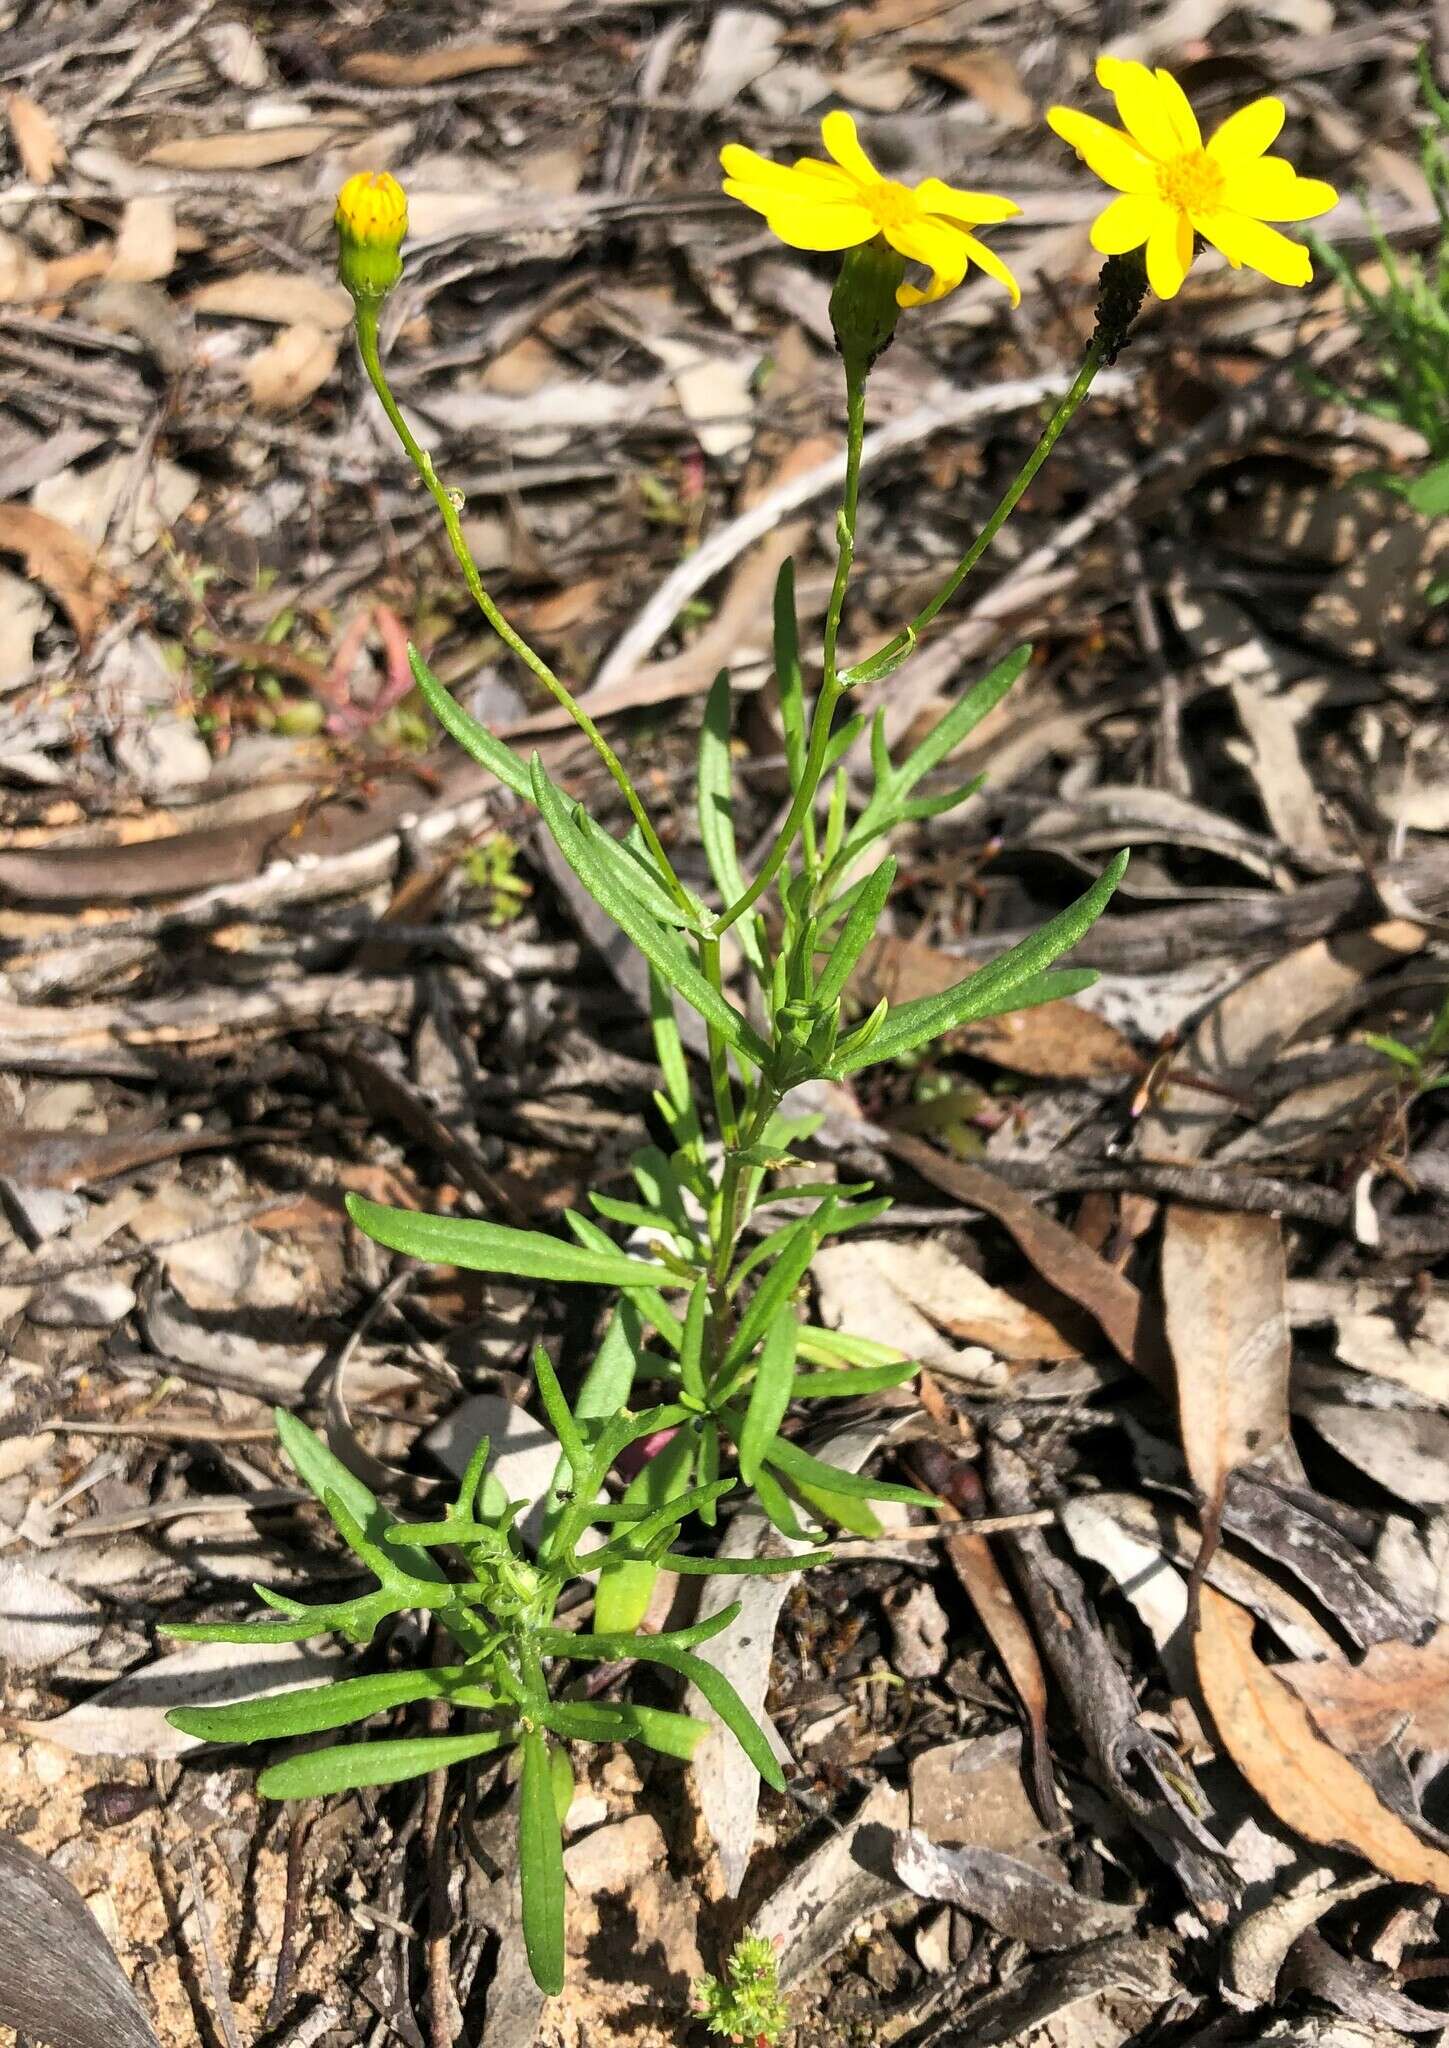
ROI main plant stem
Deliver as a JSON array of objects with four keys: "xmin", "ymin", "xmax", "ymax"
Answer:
[
  {"xmin": 714, "ymin": 365, "xmax": 868, "ymax": 937},
  {"xmin": 353, "ymin": 302, "xmax": 687, "ymax": 910}
]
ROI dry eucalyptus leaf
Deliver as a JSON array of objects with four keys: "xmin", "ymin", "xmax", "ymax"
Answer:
[
  {"xmin": 1195, "ymin": 1586, "xmax": 1449, "ymax": 1893},
  {"xmin": 911, "ymin": 50, "xmax": 1034, "ymax": 126},
  {"xmin": 686, "ymin": 1418, "xmax": 910, "ymax": 1895},
  {"xmin": 190, "ymin": 270, "xmax": 353, "ymax": 331},
  {"xmin": 199, "ymin": 19, "xmax": 270, "ymax": 87},
  {"xmin": 817, "ymin": 1236, "xmax": 1079, "ymax": 1372},
  {"xmin": 0, "ymin": 230, "xmax": 49, "ymax": 302},
  {"xmin": 1060, "ymin": 1495, "xmax": 1192, "ymax": 1693},
  {"xmin": 0, "ymin": 1834, "xmax": 159, "ymax": 2048},
  {"xmin": 1276, "ymin": 1627, "xmax": 1449, "ymax": 1754},
  {"xmin": 652, "ymin": 339, "xmax": 758, "ymax": 462},
  {"xmin": 0, "ymin": 503, "xmax": 113, "ymax": 647},
  {"xmin": 144, "ymin": 126, "xmax": 338, "ymax": 169},
  {"xmin": 690, "ymin": 7, "xmax": 782, "ymax": 111},
  {"xmin": 1295, "ymin": 1397, "xmax": 1449, "ymax": 1508},
  {"xmin": 6, "ymin": 92, "xmax": 64, "ymax": 182},
  {"xmin": 108, "ymin": 197, "xmax": 176, "ymax": 284},
  {"xmin": 1335, "ymin": 1300, "xmax": 1449, "ymax": 1407},
  {"xmin": 908, "ymin": 1730, "xmax": 1052, "ymax": 1856},
  {"xmin": 342, "ymin": 40, "xmax": 531, "ymax": 85},
  {"xmin": 0, "ymin": 1558, "xmax": 101, "ymax": 1671},
  {"xmin": 20, "ymin": 1637, "xmax": 344, "ymax": 1758},
  {"xmin": 1138, "ymin": 922, "xmax": 1426, "ymax": 1165},
  {"xmin": 857, "ymin": 931, "xmax": 1138, "ymax": 1080},
  {"xmin": 245, "ymin": 324, "xmax": 338, "ymax": 413},
  {"xmin": 1162, "ymin": 1205, "xmax": 1292, "ymax": 1518},
  {"xmin": 0, "ymin": 564, "xmax": 49, "ymax": 683}
]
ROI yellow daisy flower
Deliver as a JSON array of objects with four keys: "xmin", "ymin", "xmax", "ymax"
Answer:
[
  {"xmin": 1048, "ymin": 57, "xmax": 1337, "ymax": 301},
  {"xmin": 721, "ymin": 110, "xmax": 1022, "ymax": 308}
]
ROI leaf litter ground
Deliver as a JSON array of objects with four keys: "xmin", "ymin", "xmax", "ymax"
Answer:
[{"xmin": 0, "ymin": 4, "xmax": 1447, "ymax": 2048}]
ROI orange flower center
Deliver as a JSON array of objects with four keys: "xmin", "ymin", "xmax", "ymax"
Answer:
[
  {"xmin": 1155, "ymin": 148, "xmax": 1225, "ymax": 216},
  {"xmin": 865, "ymin": 179, "xmax": 919, "ymax": 231}
]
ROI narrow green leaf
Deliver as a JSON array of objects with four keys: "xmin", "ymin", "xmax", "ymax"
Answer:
[
  {"xmin": 346, "ymin": 1192, "xmax": 674, "ymax": 1290},
  {"xmin": 832, "ymin": 852, "xmax": 1127, "ymax": 1076},
  {"xmin": 593, "ymin": 1425, "xmax": 697, "ymax": 1634},
  {"xmin": 678, "ymin": 1279, "xmax": 708, "ymax": 1405},
  {"xmin": 738, "ymin": 1314, "xmax": 798, "ymax": 1489},
  {"xmin": 275, "ymin": 1410, "xmax": 447, "ymax": 1587},
  {"xmin": 167, "ymin": 1667, "xmax": 477, "ymax": 1744},
  {"xmin": 892, "ymin": 644, "xmax": 1030, "ymax": 795},
  {"xmin": 163, "ymin": 1593, "xmax": 397, "ymax": 1647},
  {"xmin": 519, "ymin": 1728, "xmax": 567, "ymax": 1994},
  {"xmin": 1364, "ymin": 1033, "xmax": 1423, "ymax": 1071},
  {"xmin": 530, "ymin": 1343, "xmax": 586, "ymax": 1477},
  {"xmin": 535, "ymin": 1699, "xmax": 708, "ymax": 1761},
  {"xmin": 1406, "ymin": 456, "xmax": 1449, "ymax": 517},
  {"xmin": 822, "ymin": 714, "xmax": 866, "ymax": 777},
  {"xmin": 649, "ymin": 969, "xmax": 703, "ymax": 1147},
  {"xmin": 897, "ymin": 774, "xmax": 987, "ymax": 824},
  {"xmin": 589, "ymin": 1193, "xmax": 687, "ymax": 1242},
  {"xmin": 773, "ymin": 559, "xmax": 806, "ymax": 785},
  {"xmin": 790, "ymin": 1360, "xmax": 919, "ymax": 1398},
  {"xmin": 544, "ymin": 1608, "xmax": 784, "ymax": 1792},
  {"xmin": 409, "ymin": 645, "xmax": 531, "ymax": 798},
  {"xmin": 797, "ymin": 1326, "xmax": 907, "ymax": 1369},
  {"xmin": 538, "ymin": 1603, "xmax": 738, "ymax": 1660},
  {"xmin": 699, "ymin": 668, "xmax": 765, "ymax": 974},
  {"xmin": 723, "ymin": 1203, "xmax": 835, "ymax": 1372},
  {"xmin": 753, "ymin": 1462, "xmax": 815, "ymax": 1542},
  {"xmin": 531, "ymin": 757, "xmax": 768, "ymax": 1068},
  {"xmin": 814, "ymin": 857, "xmax": 895, "ymax": 1009},
  {"xmin": 780, "ymin": 1470, "xmax": 882, "ymax": 1538},
  {"xmin": 565, "ymin": 1212, "xmax": 683, "ymax": 1347},
  {"xmin": 662, "ymin": 1548, "xmax": 830, "ymax": 1576},
  {"xmin": 763, "ymin": 1432, "xmax": 938, "ymax": 1508},
  {"xmin": 454, "ymin": 1426, "xmax": 494, "ymax": 1523},
  {"xmin": 258, "ymin": 1726, "xmax": 510, "ymax": 1799}
]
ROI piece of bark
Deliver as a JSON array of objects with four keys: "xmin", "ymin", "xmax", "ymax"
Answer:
[{"xmin": 987, "ymin": 1436, "xmax": 1233, "ymax": 1921}]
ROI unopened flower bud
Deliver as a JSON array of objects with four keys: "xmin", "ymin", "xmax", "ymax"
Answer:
[{"xmin": 335, "ymin": 170, "xmax": 407, "ymax": 302}]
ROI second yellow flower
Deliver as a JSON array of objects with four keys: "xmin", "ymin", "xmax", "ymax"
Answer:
[{"xmin": 721, "ymin": 111, "xmax": 1021, "ymax": 308}]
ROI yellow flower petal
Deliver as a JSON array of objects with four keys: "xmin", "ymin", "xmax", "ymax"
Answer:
[
  {"xmin": 1089, "ymin": 191, "xmax": 1158, "ymax": 255},
  {"xmin": 1145, "ymin": 206, "xmax": 1193, "ymax": 298},
  {"xmin": 884, "ymin": 218, "xmax": 966, "ymax": 303},
  {"xmin": 1221, "ymin": 156, "xmax": 1337, "ymax": 222},
  {"xmin": 1097, "ymin": 56, "xmax": 1181, "ymax": 161},
  {"xmin": 1047, "ymin": 107, "xmax": 1155, "ymax": 194},
  {"xmin": 1153, "ymin": 67, "xmax": 1202, "ymax": 151},
  {"xmin": 1196, "ymin": 210, "xmax": 1312, "ymax": 286},
  {"xmin": 955, "ymin": 232, "xmax": 1022, "ymax": 308},
  {"xmin": 1207, "ymin": 96, "xmax": 1285, "ymax": 166},
  {"xmin": 912, "ymin": 176, "xmax": 1020, "ymax": 226},
  {"xmin": 758, "ymin": 199, "xmax": 877, "ymax": 252},
  {"xmin": 821, "ymin": 109, "xmax": 880, "ymax": 188},
  {"xmin": 720, "ymin": 146, "xmax": 853, "ymax": 194}
]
